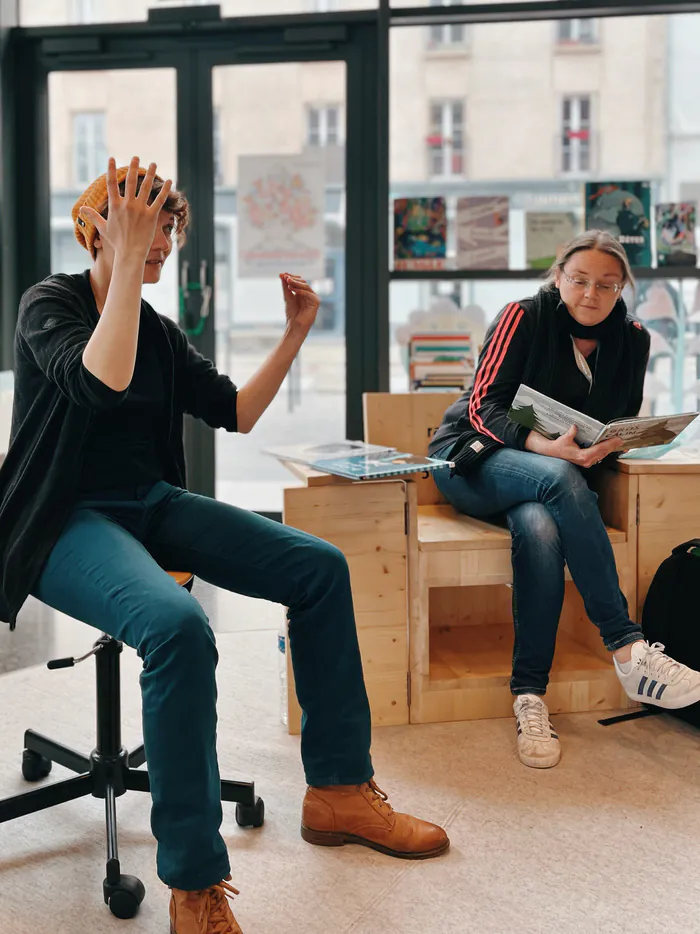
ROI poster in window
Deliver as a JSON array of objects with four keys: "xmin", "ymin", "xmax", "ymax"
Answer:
[
  {"xmin": 655, "ymin": 202, "xmax": 697, "ymax": 268},
  {"xmin": 584, "ymin": 181, "xmax": 652, "ymax": 267},
  {"xmin": 525, "ymin": 212, "xmax": 579, "ymax": 269},
  {"xmin": 393, "ymin": 198, "xmax": 447, "ymax": 271},
  {"xmin": 238, "ymin": 153, "xmax": 324, "ymax": 279},
  {"xmin": 456, "ymin": 196, "xmax": 509, "ymax": 270}
]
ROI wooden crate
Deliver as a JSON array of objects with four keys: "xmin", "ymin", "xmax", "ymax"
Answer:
[
  {"xmin": 616, "ymin": 459, "xmax": 700, "ymax": 619},
  {"xmin": 282, "ymin": 479, "xmax": 410, "ymax": 735}
]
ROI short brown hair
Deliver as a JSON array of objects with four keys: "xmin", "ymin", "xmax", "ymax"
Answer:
[
  {"xmin": 543, "ymin": 229, "xmax": 634, "ymax": 292},
  {"xmin": 91, "ymin": 174, "xmax": 189, "ymax": 259}
]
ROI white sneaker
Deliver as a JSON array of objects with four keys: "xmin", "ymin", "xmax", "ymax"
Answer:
[
  {"xmin": 614, "ymin": 641, "xmax": 700, "ymax": 710},
  {"xmin": 513, "ymin": 694, "xmax": 561, "ymax": 769}
]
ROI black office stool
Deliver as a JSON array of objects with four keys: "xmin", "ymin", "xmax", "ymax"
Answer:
[{"xmin": 0, "ymin": 571, "xmax": 264, "ymax": 920}]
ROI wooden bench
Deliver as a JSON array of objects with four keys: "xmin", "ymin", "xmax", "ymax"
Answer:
[{"xmin": 363, "ymin": 392, "xmax": 637, "ymax": 723}]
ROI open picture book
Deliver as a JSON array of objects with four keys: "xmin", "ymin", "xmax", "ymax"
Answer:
[
  {"xmin": 265, "ymin": 440, "xmax": 454, "ymax": 481},
  {"xmin": 508, "ymin": 384, "xmax": 699, "ymax": 451}
]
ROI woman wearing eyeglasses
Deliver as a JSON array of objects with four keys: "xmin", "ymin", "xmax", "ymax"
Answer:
[{"xmin": 429, "ymin": 229, "xmax": 700, "ymax": 769}]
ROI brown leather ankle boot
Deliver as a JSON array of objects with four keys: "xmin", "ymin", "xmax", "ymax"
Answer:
[
  {"xmin": 301, "ymin": 779, "xmax": 449, "ymax": 859},
  {"xmin": 169, "ymin": 877, "xmax": 242, "ymax": 933}
]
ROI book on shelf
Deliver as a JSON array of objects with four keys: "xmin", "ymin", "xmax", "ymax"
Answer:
[
  {"xmin": 507, "ymin": 384, "xmax": 698, "ymax": 450},
  {"xmin": 394, "ymin": 197, "xmax": 447, "ymax": 271},
  {"xmin": 525, "ymin": 212, "xmax": 578, "ymax": 269},
  {"xmin": 408, "ymin": 332, "xmax": 475, "ymax": 392},
  {"xmin": 456, "ymin": 196, "xmax": 509, "ymax": 270},
  {"xmin": 655, "ymin": 202, "xmax": 697, "ymax": 268},
  {"xmin": 585, "ymin": 181, "xmax": 652, "ymax": 267},
  {"xmin": 266, "ymin": 441, "xmax": 454, "ymax": 481}
]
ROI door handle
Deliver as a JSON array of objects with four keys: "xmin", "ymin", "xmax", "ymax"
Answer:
[{"xmin": 179, "ymin": 259, "xmax": 212, "ymax": 336}]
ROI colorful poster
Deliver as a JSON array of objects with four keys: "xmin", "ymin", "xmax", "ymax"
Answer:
[
  {"xmin": 525, "ymin": 212, "xmax": 578, "ymax": 269},
  {"xmin": 238, "ymin": 153, "xmax": 324, "ymax": 279},
  {"xmin": 655, "ymin": 202, "xmax": 697, "ymax": 267},
  {"xmin": 584, "ymin": 181, "xmax": 652, "ymax": 267},
  {"xmin": 394, "ymin": 198, "xmax": 447, "ymax": 271},
  {"xmin": 456, "ymin": 196, "xmax": 509, "ymax": 270}
]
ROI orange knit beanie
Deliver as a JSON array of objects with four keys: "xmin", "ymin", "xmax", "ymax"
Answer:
[{"xmin": 71, "ymin": 165, "xmax": 164, "ymax": 254}]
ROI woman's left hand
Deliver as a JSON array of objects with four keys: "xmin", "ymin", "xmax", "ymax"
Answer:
[{"xmin": 280, "ymin": 273, "xmax": 320, "ymax": 338}]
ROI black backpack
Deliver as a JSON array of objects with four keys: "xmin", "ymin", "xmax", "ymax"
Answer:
[{"xmin": 642, "ymin": 539, "xmax": 700, "ymax": 727}]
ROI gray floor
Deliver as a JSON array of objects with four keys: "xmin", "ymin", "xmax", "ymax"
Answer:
[{"xmin": 2, "ymin": 587, "xmax": 700, "ymax": 933}]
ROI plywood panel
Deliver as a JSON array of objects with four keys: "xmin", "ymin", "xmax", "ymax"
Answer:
[
  {"xmin": 418, "ymin": 504, "xmax": 626, "ymax": 552},
  {"xmin": 418, "ymin": 507, "xmax": 511, "ymax": 551},
  {"xmin": 638, "ymin": 475, "xmax": 700, "ymax": 528},
  {"xmin": 410, "ymin": 670, "xmax": 629, "ymax": 724},
  {"xmin": 428, "ymin": 624, "xmax": 611, "ymax": 685},
  {"xmin": 430, "ymin": 585, "xmax": 512, "ymax": 628},
  {"xmin": 363, "ymin": 391, "xmax": 460, "ymax": 456},
  {"xmin": 283, "ymin": 480, "xmax": 410, "ymax": 732},
  {"xmin": 286, "ymin": 666, "xmax": 409, "ymax": 735},
  {"xmin": 589, "ymin": 468, "xmax": 636, "ymax": 536},
  {"xmin": 363, "ymin": 391, "xmax": 461, "ymax": 507},
  {"xmin": 284, "ymin": 483, "xmax": 406, "ymax": 540},
  {"xmin": 617, "ymin": 459, "xmax": 700, "ymax": 475}
]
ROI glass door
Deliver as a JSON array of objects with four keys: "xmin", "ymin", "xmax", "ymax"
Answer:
[{"xmin": 210, "ymin": 61, "xmax": 347, "ymax": 513}]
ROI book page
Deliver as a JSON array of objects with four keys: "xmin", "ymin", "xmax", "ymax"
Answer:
[
  {"xmin": 594, "ymin": 412, "xmax": 699, "ymax": 449},
  {"xmin": 508, "ymin": 385, "xmax": 604, "ymax": 446}
]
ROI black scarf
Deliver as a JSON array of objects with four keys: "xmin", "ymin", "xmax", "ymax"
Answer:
[{"xmin": 521, "ymin": 288, "xmax": 635, "ymax": 425}]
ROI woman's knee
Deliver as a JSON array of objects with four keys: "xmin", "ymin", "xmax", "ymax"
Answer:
[
  {"xmin": 508, "ymin": 502, "xmax": 559, "ymax": 542},
  {"xmin": 539, "ymin": 458, "xmax": 591, "ymax": 499},
  {"xmin": 507, "ymin": 502, "xmax": 562, "ymax": 558}
]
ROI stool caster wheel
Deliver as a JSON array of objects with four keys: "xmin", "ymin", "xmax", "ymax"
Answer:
[
  {"xmin": 22, "ymin": 749, "xmax": 52, "ymax": 782},
  {"xmin": 236, "ymin": 796, "xmax": 264, "ymax": 828},
  {"xmin": 104, "ymin": 874, "xmax": 146, "ymax": 919}
]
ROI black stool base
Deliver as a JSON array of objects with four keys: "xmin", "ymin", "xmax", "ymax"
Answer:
[{"xmin": 0, "ymin": 635, "xmax": 264, "ymax": 919}]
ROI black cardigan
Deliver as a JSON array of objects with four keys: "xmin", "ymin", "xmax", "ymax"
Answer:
[
  {"xmin": 0, "ymin": 270, "xmax": 239, "ymax": 628},
  {"xmin": 429, "ymin": 287, "xmax": 651, "ymax": 473}
]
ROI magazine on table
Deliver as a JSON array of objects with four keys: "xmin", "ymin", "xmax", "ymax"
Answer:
[
  {"xmin": 508, "ymin": 384, "xmax": 699, "ymax": 450},
  {"xmin": 266, "ymin": 441, "xmax": 454, "ymax": 480},
  {"xmin": 265, "ymin": 440, "xmax": 396, "ymax": 467}
]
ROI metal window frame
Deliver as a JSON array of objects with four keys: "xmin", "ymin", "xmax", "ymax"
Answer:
[{"xmin": 391, "ymin": 0, "xmax": 700, "ymax": 28}]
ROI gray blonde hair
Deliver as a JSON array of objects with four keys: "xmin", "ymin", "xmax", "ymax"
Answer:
[{"xmin": 543, "ymin": 229, "xmax": 635, "ymax": 292}]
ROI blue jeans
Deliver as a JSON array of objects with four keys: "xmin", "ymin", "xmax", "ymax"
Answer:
[
  {"xmin": 31, "ymin": 481, "xmax": 373, "ymax": 890},
  {"xmin": 432, "ymin": 444, "xmax": 643, "ymax": 696}
]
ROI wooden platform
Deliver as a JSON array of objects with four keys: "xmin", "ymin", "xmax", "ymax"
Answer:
[{"xmin": 417, "ymin": 504, "xmax": 626, "ymax": 550}]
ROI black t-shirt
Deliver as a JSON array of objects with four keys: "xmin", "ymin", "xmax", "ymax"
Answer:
[{"xmin": 79, "ymin": 311, "xmax": 167, "ymax": 493}]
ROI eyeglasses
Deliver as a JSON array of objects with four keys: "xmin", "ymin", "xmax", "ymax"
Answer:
[{"xmin": 561, "ymin": 271, "xmax": 622, "ymax": 295}]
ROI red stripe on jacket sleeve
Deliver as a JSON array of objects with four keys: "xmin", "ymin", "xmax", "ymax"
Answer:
[{"xmin": 468, "ymin": 302, "xmax": 524, "ymax": 442}]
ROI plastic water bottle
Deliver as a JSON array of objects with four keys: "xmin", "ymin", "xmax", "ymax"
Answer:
[{"xmin": 278, "ymin": 619, "xmax": 288, "ymax": 727}]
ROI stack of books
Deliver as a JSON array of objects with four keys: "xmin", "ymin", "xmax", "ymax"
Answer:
[{"xmin": 408, "ymin": 332, "xmax": 474, "ymax": 392}]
